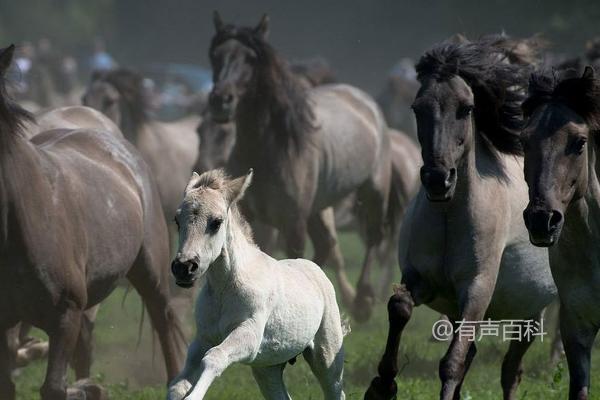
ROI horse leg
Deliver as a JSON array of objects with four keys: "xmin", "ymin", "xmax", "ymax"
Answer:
[
  {"xmin": 560, "ymin": 304, "xmax": 597, "ymax": 400},
  {"xmin": 303, "ymin": 297, "xmax": 345, "ymax": 400},
  {"xmin": 500, "ymin": 318, "xmax": 538, "ymax": 400},
  {"xmin": 70, "ymin": 305, "xmax": 99, "ymax": 380},
  {"xmin": 438, "ymin": 272, "xmax": 498, "ymax": 400},
  {"xmin": 354, "ymin": 175, "xmax": 389, "ymax": 322},
  {"xmin": 183, "ymin": 323, "xmax": 261, "ymax": 399},
  {"xmin": 127, "ymin": 252, "xmax": 185, "ymax": 382},
  {"xmin": 0, "ymin": 328, "xmax": 16, "ymax": 400},
  {"xmin": 284, "ymin": 218, "xmax": 307, "ymax": 259},
  {"xmin": 168, "ymin": 340, "xmax": 209, "ymax": 400},
  {"xmin": 364, "ymin": 284, "xmax": 415, "ymax": 400},
  {"xmin": 453, "ymin": 341, "xmax": 476, "ymax": 400},
  {"xmin": 308, "ymin": 208, "xmax": 355, "ymax": 308},
  {"xmin": 40, "ymin": 306, "xmax": 82, "ymax": 400},
  {"xmin": 251, "ymin": 364, "xmax": 292, "ymax": 400}
]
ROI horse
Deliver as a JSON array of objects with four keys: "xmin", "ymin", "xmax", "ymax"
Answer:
[
  {"xmin": 82, "ymin": 68, "xmax": 201, "ymax": 248},
  {"xmin": 0, "ymin": 45, "xmax": 185, "ymax": 400},
  {"xmin": 365, "ymin": 37, "xmax": 556, "ymax": 400},
  {"xmin": 168, "ymin": 169, "xmax": 345, "ymax": 400},
  {"xmin": 208, "ymin": 12, "xmax": 394, "ymax": 321},
  {"xmin": 521, "ymin": 67, "xmax": 600, "ymax": 400}
]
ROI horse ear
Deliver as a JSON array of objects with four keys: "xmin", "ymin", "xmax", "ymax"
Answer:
[
  {"xmin": 583, "ymin": 66, "xmax": 595, "ymax": 80},
  {"xmin": 185, "ymin": 171, "xmax": 202, "ymax": 194},
  {"xmin": 0, "ymin": 44, "xmax": 15, "ymax": 77},
  {"xmin": 254, "ymin": 14, "xmax": 270, "ymax": 39},
  {"xmin": 213, "ymin": 10, "xmax": 225, "ymax": 32},
  {"xmin": 226, "ymin": 168, "xmax": 253, "ymax": 204}
]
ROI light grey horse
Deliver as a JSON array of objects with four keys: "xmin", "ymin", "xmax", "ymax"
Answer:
[
  {"xmin": 365, "ymin": 37, "xmax": 556, "ymax": 400},
  {"xmin": 521, "ymin": 67, "xmax": 600, "ymax": 400}
]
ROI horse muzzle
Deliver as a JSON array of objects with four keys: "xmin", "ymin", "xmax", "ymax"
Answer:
[
  {"xmin": 420, "ymin": 166, "xmax": 457, "ymax": 202},
  {"xmin": 523, "ymin": 206, "xmax": 564, "ymax": 247},
  {"xmin": 171, "ymin": 259, "xmax": 199, "ymax": 288}
]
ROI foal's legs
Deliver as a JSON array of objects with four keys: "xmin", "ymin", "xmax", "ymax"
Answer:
[
  {"xmin": 41, "ymin": 306, "xmax": 82, "ymax": 400},
  {"xmin": 560, "ymin": 305, "xmax": 597, "ymax": 400},
  {"xmin": 308, "ymin": 208, "xmax": 355, "ymax": 308},
  {"xmin": 364, "ymin": 284, "xmax": 415, "ymax": 400},
  {"xmin": 500, "ymin": 317, "xmax": 538, "ymax": 400},
  {"xmin": 168, "ymin": 340, "xmax": 209, "ymax": 400},
  {"xmin": 251, "ymin": 364, "xmax": 292, "ymax": 400},
  {"xmin": 0, "ymin": 328, "xmax": 15, "ymax": 400}
]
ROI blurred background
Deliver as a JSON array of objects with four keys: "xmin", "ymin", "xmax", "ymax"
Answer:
[{"xmin": 1, "ymin": 0, "xmax": 600, "ymax": 92}]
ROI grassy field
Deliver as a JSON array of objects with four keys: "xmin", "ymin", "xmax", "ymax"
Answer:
[{"xmin": 12, "ymin": 232, "xmax": 600, "ymax": 399}]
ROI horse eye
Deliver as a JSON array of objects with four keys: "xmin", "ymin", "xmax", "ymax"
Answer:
[
  {"xmin": 571, "ymin": 137, "xmax": 587, "ymax": 155},
  {"xmin": 207, "ymin": 218, "xmax": 223, "ymax": 234},
  {"xmin": 456, "ymin": 105, "xmax": 473, "ymax": 119}
]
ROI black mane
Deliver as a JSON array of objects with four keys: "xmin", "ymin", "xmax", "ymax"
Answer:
[
  {"xmin": 523, "ymin": 68, "xmax": 600, "ymax": 132},
  {"xmin": 210, "ymin": 24, "xmax": 315, "ymax": 151},
  {"xmin": 92, "ymin": 68, "xmax": 152, "ymax": 128},
  {"xmin": 416, "ymin": 35, "xmax": 535, "ymax": 155}
]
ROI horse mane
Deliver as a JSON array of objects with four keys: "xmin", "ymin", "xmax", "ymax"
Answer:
[
  {"xmin": 92, "ymin": 68, "xmax": 152, "ymax": 128},
  {"xmin": 416, "ymin": 35, "xmax": 537, "ymax": 155},
  {"xmin": 523, "ymin": 68, "xmax": 600, "ymax": 133},
  {"xmin": 191, "ymin": 169, "xmax": 255, "ymax": 243},
  {"xmin": 210, "ymin": 24, "xmax": 315, "ymax": 151}
]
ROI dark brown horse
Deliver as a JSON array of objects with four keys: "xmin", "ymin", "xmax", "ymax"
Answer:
[
  {"xmin": 208, "ymin": 12, "xmax": 393, "ymax": 321},
  {"xmin": 521, "ymin": 67, "xmax": 600, "ymax": 400},
  {"xmin": 0, "ymin": 45, "xmax": 184, "ymax": 400}
]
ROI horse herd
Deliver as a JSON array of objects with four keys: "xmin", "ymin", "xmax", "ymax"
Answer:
[{"xmin": 0, "ymin": 10, "xmax": 599, "ymax": 400}]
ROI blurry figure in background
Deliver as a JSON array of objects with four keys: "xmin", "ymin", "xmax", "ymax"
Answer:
[
  {"xmin": 13, "ymin": 41, "xmax": 35, "ymax": 96},
  {"xmin": 376, "ymin": 58, "xmax": 419, "ymax": 141},
  {"xmin": 89, "ymin": 37, "xmax": 117, "ymax": 72},
  {"xmin": 290, "ymin": 57, "xmax": 337, "ymax": 87}
]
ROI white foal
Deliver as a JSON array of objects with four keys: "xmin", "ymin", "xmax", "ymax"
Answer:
[{"xmin": 168, "ymin": 169, "xmax": 346, "ymax": 400}]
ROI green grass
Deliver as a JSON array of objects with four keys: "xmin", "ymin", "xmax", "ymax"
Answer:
[{"xmin": 12, "ymin": 232, "xmax": 600, "ymax": 399}]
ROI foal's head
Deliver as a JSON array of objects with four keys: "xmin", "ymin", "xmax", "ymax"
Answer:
[
  {"xmin": 522, "ymin": 67, "xmax": 600, "ymax": 246},
  {"xmin": 82, "ymin": 69, "xmax": 150, "ymax": 129},
  {"xmin": 208, "ymin": 12, "xmax": 269, "ymax": 122},
  {"xmin": 413, "ymin": 37, "xmax": 529, "ymax": 201},
  {"xmin": 171, "ymin": 168, "xmax": 253, "ymax": 288}
]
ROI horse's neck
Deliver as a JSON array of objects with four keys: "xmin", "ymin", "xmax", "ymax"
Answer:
[
  {"xmin": 235, "ymin": 93, "xmax": 268, "ymax": 153},
  {"xmin": 0, "ymin": 134, "xmax": 45, "ymax": 247},
  {"xmin": 581, "ymin": 139, "xmax": 600, "ymax": 217},
  {"xmin": 205, "ymin": 211, "xmax": 256, "ymax": 291}
]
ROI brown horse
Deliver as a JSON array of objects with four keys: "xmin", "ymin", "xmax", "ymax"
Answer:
[
  {"xmin": 82, "ymin": 68, "xmax": 201, "ymax": 248},
  {"xmin": 0, "ymin": 45, "xmax": 184, "ymax": 400},
  {"xmin": 521, "ymin": 67, "xmax": 600, "ymax": 400},
  {"xmin": 208, "ymin": 12, "xmax": 393, "ymax": 321}
]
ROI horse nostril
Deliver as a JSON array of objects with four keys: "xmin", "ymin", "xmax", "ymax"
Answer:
[
  {"xmin": 189, "ymin": 262, "xmax": 199, "ymax": 273},
  {"xmin": 548, "ymin": 210, "xmax": 563, "ymax": 231},
  {"xmin": 444, "ymin": 168, "xmax": 457, "ymax": 189}
]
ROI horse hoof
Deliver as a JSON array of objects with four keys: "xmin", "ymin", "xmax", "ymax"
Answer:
[
  {"xmin": 68, "ymin": 379, "xmax": 108, "ymax": 400},
  {"xmin": 364, "ymin": 376, "xmax": 398, "ymax": 400},
  {"xmin": 353, "ymin": 295, "xmax": 375, "ymax": 323}
]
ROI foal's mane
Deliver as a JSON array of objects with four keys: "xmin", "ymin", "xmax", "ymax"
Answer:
[
  {"xmin": 210, "ymin": 24, "xmax": 315, "ymax": 151},
  {"xmin": 92, "ymin": 68, "xmax": 151, "ymax": 129},
  {"xmin": 523, "ymin": 68, "xmax": 600, "ymax": 133},
  {"xmin": 191, "ymin": 169, "xmax": 255, "ymax": 243},
  {"xmin": 416, "ymin": 35, "xmax": 536, "ymax": 155}
]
